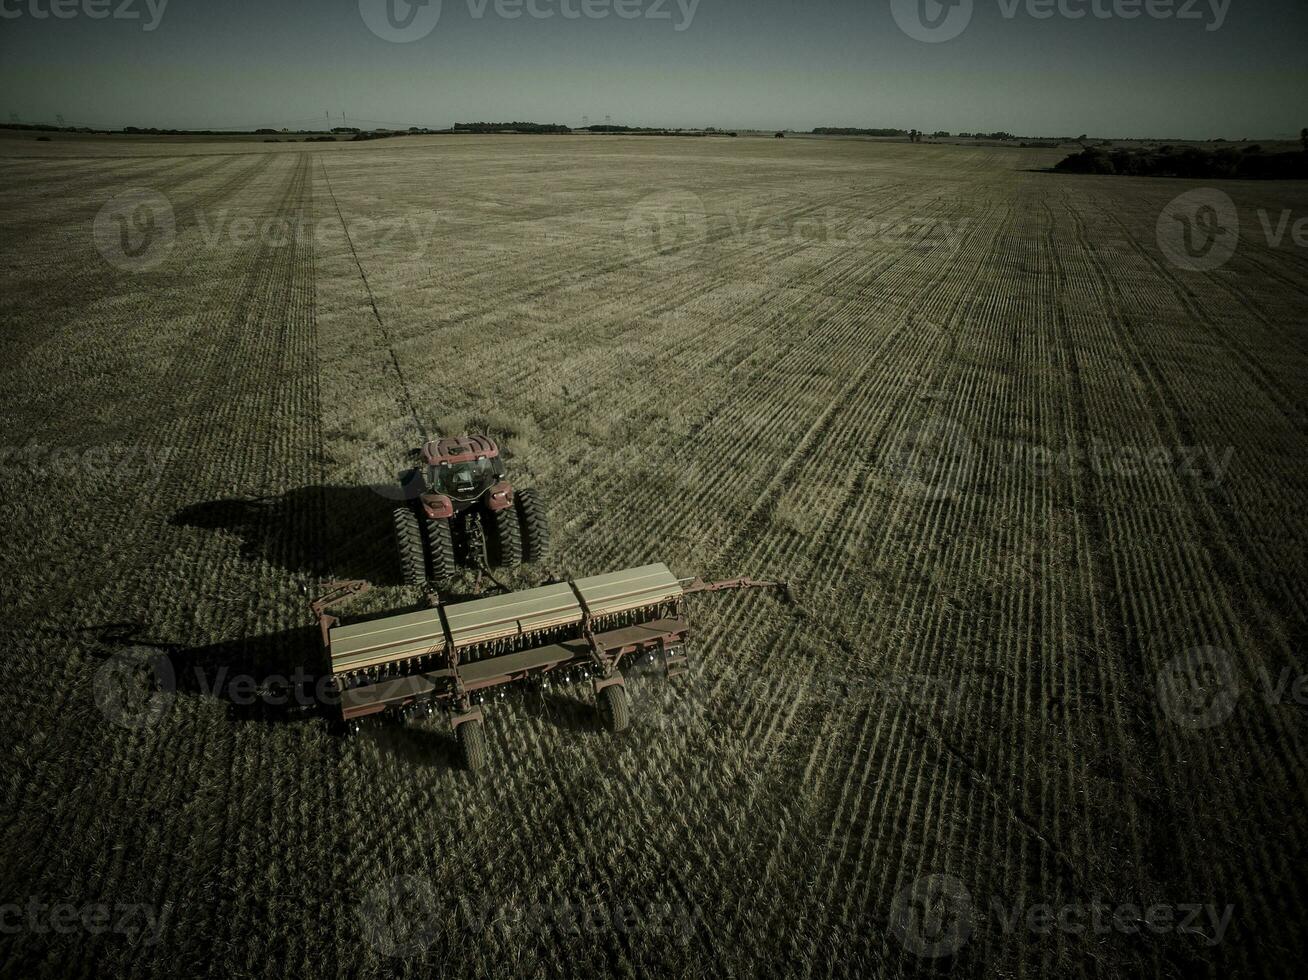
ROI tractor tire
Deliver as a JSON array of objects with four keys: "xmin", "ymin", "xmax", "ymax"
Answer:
[
  {"xmin": 597, "ymin": 684, "xmax": 630, "ymax": 734},
  {"xmin": 393, "ymin": 506, "xmax": 426, "ymax": 587},
  {"xmin": 515, "ymin": 488, "xmax": 550, "ymax": 564},
  {"xmin": 482, "ymin": 505, "xmax": 522, "ymax": 569},
  {"xmin": 458, "ymin": 719, "xmax": 488, "ymax": 772},
  {"xmin": 423, "ymin": 516, "xmax": 456, "ymax": 584}
]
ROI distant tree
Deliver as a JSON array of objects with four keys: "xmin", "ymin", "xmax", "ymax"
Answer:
[{"xmin": 1301, "ymin": 128, "xmax": 1307, "ymax": 153}]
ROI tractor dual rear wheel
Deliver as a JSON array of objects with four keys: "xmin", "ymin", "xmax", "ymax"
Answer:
[
  {"xmin": 481, "ymin": 505, "xmax": 522, "ymax": 569},
  {"xmin": 515, "ymin": 488, "xmax": 550, "ymax": 563},
  {"xmin": 392, "ymin": 506, "xmax": 426, "ymax": 587},
  {"xmin": 423, "ymin": 516, "xmax": 456, "ymax": 584}
]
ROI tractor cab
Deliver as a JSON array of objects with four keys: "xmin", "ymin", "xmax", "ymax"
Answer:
[
  {"xmin": 433, "ymin": 456, "xmax": 499, "ymax": 499},
  {"xmin": 420, "ymin": 435, "xmax": 507, "ymax": 501}
]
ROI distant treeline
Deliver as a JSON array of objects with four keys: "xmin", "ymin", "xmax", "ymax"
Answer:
[
  {"xmin": 0, "ymin": 121, "xmax": 98, "ymax": 133},
  {"xmin": 812, "ymin": 127, "xmax": 905, "ymax": 137},
  {"xmin": 810, "ymin": 128, "xmax": 1021, "ymax": 141},
  {"xmin": 579, "ymin": 125, "xmax": 737, "ymax": 136},
  {"xmin": 122, "ymin": 126, "xmax": 297, "ymax": 136},
  {"xmin": 448, "ymin": 122, "xmax": 739, "ymax": 136},
  {"xmin": 0, "ymin": 122, "xmax": 444, "ymax": 139},
  {"xmin": 1055, "ymin": 145, "xmax": 1308, "ymax": 180},
  {"xmin": 454, "ymin": 122, "xmax": 571, "ymax": 134}
]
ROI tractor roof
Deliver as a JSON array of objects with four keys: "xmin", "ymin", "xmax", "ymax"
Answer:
[{"xmin": 421, "ymin": 435, "xmax": 499, "ymax": 466}]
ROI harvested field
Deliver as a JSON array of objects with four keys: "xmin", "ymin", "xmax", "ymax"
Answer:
[{"xmin": 2, "ymin": 134, "xmax": 1306, "ymax": 977}]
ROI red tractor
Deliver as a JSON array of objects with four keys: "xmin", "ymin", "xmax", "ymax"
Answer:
[{"xmin": 392, "ymin": 435, "xmax": 549, "ymax": 586}]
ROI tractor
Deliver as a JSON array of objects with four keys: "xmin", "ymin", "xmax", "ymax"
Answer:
[{"xmin": 392, "ymin": 435, "xmax": 549, "ymax": 587}]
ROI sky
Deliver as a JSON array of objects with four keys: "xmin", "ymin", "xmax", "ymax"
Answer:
[{"xmin": 0, "ymin": 0, "xmax": 1304, "ymax": 138}]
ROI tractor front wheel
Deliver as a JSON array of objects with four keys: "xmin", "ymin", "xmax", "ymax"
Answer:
[
  {"xmin": 393, "ymin": 506, "xmax": 426, "ymax": 587},
  {"xmin": 515, "ymin": 488, "xmax": 550, "ymax": 563}
]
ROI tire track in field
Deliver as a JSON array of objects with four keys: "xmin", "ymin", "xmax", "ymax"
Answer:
[
  {"xmin": 1084, "ymin": 197, "xmax": 1308, "ymax": 631},
  {"xmin": 0, "ymin": 153, "xmax": 236, "ymax": 254},
  {"xmin": 550, "ymin": 190, "xmax": 998, "ymax": 577},
  {"xmin": 1063, "ymin": 197, "xmax": 1306, "ymax": 972},
  {"xmin": 1098, "ymin": 202, "xmax": 1307, "ymax": 432},
  {"xmin": 829, "ymin": 195, "xmax": 1166, "ymax": 976},
  {"xmin": 345, "ymin": 172, "xmax": 922, "ymax": 423},
  {"xmin": 0, "ymin": 152, "xmax": 296, "ymax": 615},
  {"xmin": 1038, "ymin": 193, "xmax": 1149, "ymax": 884},
  {"xmin": 497, "ymin": 181, "xmax": 938, "ymax": 427},
  {"xmin": 1077, "ymin": 201, "xmax": 1305, "ymax": 659},
  {"xmin": 0, "ymin": 152, "xmax": 283, "ymax": 455},
  {"xmin": 1, "ymin": 156, "xmax": 316, "ymax": 908},
  {"xmin": 0, "ymin": 155, "xmax": 202, "ymax": 240},
  {"xmin": 580, "ymin": 198, "xmax": 1103, "ymax": 973},
  {"xmin": 0, "ymin": 152, "xmax": 277, "ymax": 325},
  {"xmin": 721, "ymin": 196, "xmax": 1123, "ymax": 975},
  {"xmin": 70, "ymin": 154, "xmax": 326, "ymax": 976},
  {"xmin": 318, "ymin": 156, "xmax": 427, "ymax": 443},
  {"xmin": 787, "ymin": 204, "xmax": 1097, "ymax": 946}
]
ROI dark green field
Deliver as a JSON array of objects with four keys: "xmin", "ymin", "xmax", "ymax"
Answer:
[{"xmin": 2, "ymin": 133, "xmax": 1306, "ymax": 978}]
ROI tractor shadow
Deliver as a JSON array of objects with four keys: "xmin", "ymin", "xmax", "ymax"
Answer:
[{"xmin": 171, "ymin": 484, "xmax": 408, "ymax": 586}]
